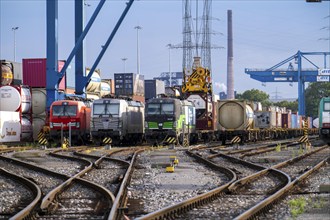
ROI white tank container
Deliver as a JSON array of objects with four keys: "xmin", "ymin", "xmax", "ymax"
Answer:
[
  {"xmin": 87, "ymin": 93, "xmax": 100, "ymax": 100},
  {"xmin": 1, "ymin": 63, "xmax": 13, "ymax": 85},
  {"xmin": 218, "ymin": 100, "xmax": 254, "ymax": 130},
  {"xmin": 0, "ymin": 85, "xmax": 32, "ymax": 113},
  {"xmin": 100, "ymin": 82, "xmax": 111, "ymax": 97},
  {"xmin": 21, "ymin": 117, "xmax": 32, "ymax": 141},
  {"xmin": 0, "ymin": 111, "xmax": 21, "ymax": 143},
  {"xmin": 32, "ymin": 88, "xmax": 47, "ymax": 115},
  {"xmin": 187, "ymin": 94, "xmax": 206, "ymax": 109},
  {"xmin": 32, "ymin": 116, "xmax": 46, "ymax": 141},
  {"xmin": 86, "ymin": 70, "xmax": 101, "ymax": 92}
]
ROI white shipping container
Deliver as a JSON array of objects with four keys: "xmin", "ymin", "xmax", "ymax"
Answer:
[{"xmin": 0, "ymin": 111, "xmax": 21, "ymax": 142}]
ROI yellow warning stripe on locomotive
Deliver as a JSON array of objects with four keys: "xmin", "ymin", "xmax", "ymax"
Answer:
[
  {"xmin": 298, "ymin": 135, "xmax": 309, "ymax": 143},
  {"xmin": 102, "ymin": 137, "xmax": 112, "ymax": 144},
  {"xmin": 231, "ymin": 136, "xmax": 241, "ymax": 144},
  {"xmin": 165, "ymin": 137, "xmax": 177, "ymax": 144},
  {"xmin": 37, "ymin": 131, "xmax": 48, "ymax": 145}
]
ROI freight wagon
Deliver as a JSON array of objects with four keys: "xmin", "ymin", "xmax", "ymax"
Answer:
[{"xmin": 216, "ymin": 100, "xmax": 317, "ymax": 144}]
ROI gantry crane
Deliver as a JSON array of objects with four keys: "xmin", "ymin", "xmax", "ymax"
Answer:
[
  {"xmin": 245, "ymin": 51, "xmax": 330, "ymax": 115},
  {"xmin": 46, "ymin": 0, "xmax": 134, "ymax": 111}
]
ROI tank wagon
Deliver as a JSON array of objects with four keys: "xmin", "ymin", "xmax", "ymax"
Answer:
[
  {"xmin": 49, "ymin": 100, "xmax": 91, "ymax": 145},
  {"xmin": 318, "ymin": 97, "xmax": 330, "ymax": 145},
  {"xmin": 90, "ymin": 98, "xmax": 144, "ymax": 145},
  {"xmin": 145, "ymin": 97, "xmax": 197, "ymax": 146},
  {"xmin": 217, "ymin": 100, "xmax": 256, "ymax": 144}
]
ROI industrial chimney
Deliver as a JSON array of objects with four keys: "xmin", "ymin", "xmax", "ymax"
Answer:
[{"xmin": 227, "ymin": 10, "xmax": 234, "ymax": 99}]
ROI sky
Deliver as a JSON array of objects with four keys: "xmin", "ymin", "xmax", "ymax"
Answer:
[{"xmin": 1, "ymin": 0, "xmax": 329, "ymax": 100}]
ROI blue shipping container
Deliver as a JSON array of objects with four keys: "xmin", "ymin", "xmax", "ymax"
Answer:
[{"xmin": 291, "ymin": 114, "xmax": 298, "ymax": 128}]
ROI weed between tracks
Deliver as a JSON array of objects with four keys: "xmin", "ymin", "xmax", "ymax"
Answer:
[{"xmin": 288, "ymin": 197, "xmax": 307, "ymax": 218}]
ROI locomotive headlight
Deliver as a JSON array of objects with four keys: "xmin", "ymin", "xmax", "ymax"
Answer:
[
  {"xmin": 76, "ymin": 122, "xmax": 80, "ymax": 128},
  {"xmin": 173, "ymin": 121, "xmax": 177, "ymax": 128},
  {"xmin": 50, "ymin": 122, "xmax": 53, "ymax": 128},
  {"xmin": 145, "ymin": 123, "xmax": 148, "ymax": 128}
]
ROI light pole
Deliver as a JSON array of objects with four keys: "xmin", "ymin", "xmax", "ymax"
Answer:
[
  {"xmin": 166, "ymin": 44, "xmax": 172, "ymax": 87},
  {"xmin": 121, "ymin": 58, "xmax": 127, "ymax": 73},
  {"xmin": 134, "ymin": 25, "xmax": 142, "ymax": 74},
  {"xmin": 12, "ymin": 27, "xmax": 19, "ymax": 62}
]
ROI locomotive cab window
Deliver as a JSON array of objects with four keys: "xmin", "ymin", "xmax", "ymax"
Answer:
[
  {"xmin": 52, "ymin": 105, "xmax": 77, "ymax": 116},
  {"xmin": 147, "ymin": 104, "xmax": 160, "ymax": 115},
  {"xmin": 147, "ymin": 103, "xmax": 174, "ymax": 115},
  {"xmin": 324, "ymin": 102, "xmax": 330, "ymax": 111},
  {"xmin": 162, "ymin": 103, "xmax": 174, "ymax": 115},
  {"xmin": 93, "ymin": 103, "xmax": 119, "ymax": 115}
]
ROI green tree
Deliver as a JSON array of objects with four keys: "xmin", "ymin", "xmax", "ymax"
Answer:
[
  {"xmin": 305, "ymin": 82, "xmax": 330, "ymax": 117},
  {"xmin": 273, "ymin": 100, "xmax": 298, "ymax": 112},
  {"xmin": 240, "ymin": 89, "xmax": 269, "ymax": 102},
  {"xmin": 236, "ymin": 89, "xmax": 271, "ymax": 107}
]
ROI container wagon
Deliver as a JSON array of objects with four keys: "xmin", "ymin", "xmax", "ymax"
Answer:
[{"xmin": 216, "ymin": 100, "xmax": 315, "ymax": 144}]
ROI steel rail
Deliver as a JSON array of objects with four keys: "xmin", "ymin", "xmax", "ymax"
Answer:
[
  {"xmin": 108, "ymin": 149, "xmax": 144, "ymax": 220},
  {"xmin": 0, "ymin": 147, "xmax": 33, "ymax": 154},
  {"xmin": 73, "ymin": 151, "xmax": 130, "ymax": 167},
  {"xmin": 234, "ymin": 145, "xmax": 329, "ymax": 219},
  {"xmin": 135, "ymin": 150, "xmax": 237, "ymax": 220},
  {"xmin": 272, "ymin": 145, "xmax": 329, "ymax": 169},
  {"xmin": 238, "ymin": 142, "xmax": 300, "ymax": 159},
  {"xmin": 208, "ymin": 150, "xmax": 267, "ymax": 171},
  {"xmin": 0, "ymin": 155, "xmax": 69, "ymax": 179},
  {"xmin": 0, "ymin": 168, "xmax": 42, "ymax": 220},
  {"xmin": 235, "ymin": 156, "xmax": 329, "ymax": 220}
]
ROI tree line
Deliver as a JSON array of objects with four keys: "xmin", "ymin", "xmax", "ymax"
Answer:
[{"xmin": 235, "ymin": 82, "xmax": 330, "ymax": 118}]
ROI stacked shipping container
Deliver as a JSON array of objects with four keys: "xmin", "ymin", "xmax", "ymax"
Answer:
[{"xmin": 114, "ymin": 73, "xmax": 145, "ymax": 102}]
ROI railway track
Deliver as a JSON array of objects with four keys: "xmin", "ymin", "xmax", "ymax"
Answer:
[
  {"xmin": 0, "ymin": 141, "xmax": 327, "ymax": 219},
  {"xmin": 0, "ymin": 146, "xmax": 145, "ymax": 219},
  {"xmin": 135, "ymin": 144, "xmax": 329, "ymax": 219},
  {"xmin": 234, "ymin": 145, "xmax": 329, "ymax": 219},
  {"xmin": 262, "ymin": 156, "xmax": 330, "ymax": 219},
  {"xmin": 0, "ymin": 168, "xmax": 41, "ymax": 220},
  {"xmin": 126, "ymin": 148, "xmax": 234, "ymax": 218}
]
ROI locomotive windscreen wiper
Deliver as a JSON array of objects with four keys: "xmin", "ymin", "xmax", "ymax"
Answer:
[{"xmin": 62, "ymin": 107, "xmax": 71, "ymax": 119}]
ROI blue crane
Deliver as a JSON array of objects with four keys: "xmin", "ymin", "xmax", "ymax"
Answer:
[
  {"xmin": 245, "ymin": 51, "xmax": 330, "ymax": 115},
  {"xmin": 46, "ymin": 0, "xmax": 134, "ymax": 111}
]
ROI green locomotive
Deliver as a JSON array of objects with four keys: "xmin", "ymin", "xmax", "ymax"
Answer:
[
  {"xmin": 145, "ymin": 97, "xmax": 197, "ymax": 146},
  {"xmin": 319, "ymin": 96, "xmax": 330, "ymax": 145}
]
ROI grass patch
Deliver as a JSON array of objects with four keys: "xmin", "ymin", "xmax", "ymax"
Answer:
[
  {"xmin": 289, "ymin": 197, "xmax": 307, "ymax": 218},
  {"xmin": 275, "ymin": 143, "xmax": 281, "ymax": 152}
]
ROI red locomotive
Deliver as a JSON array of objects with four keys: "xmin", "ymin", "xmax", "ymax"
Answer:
[{"xmin": 49, "ymin": 100, "xmax": 91, "ymax": 145}]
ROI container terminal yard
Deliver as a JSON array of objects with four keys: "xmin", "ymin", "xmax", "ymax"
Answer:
[{"xmin": 0, "ymin": 0, "xmax": 330, "ymax": 219}]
